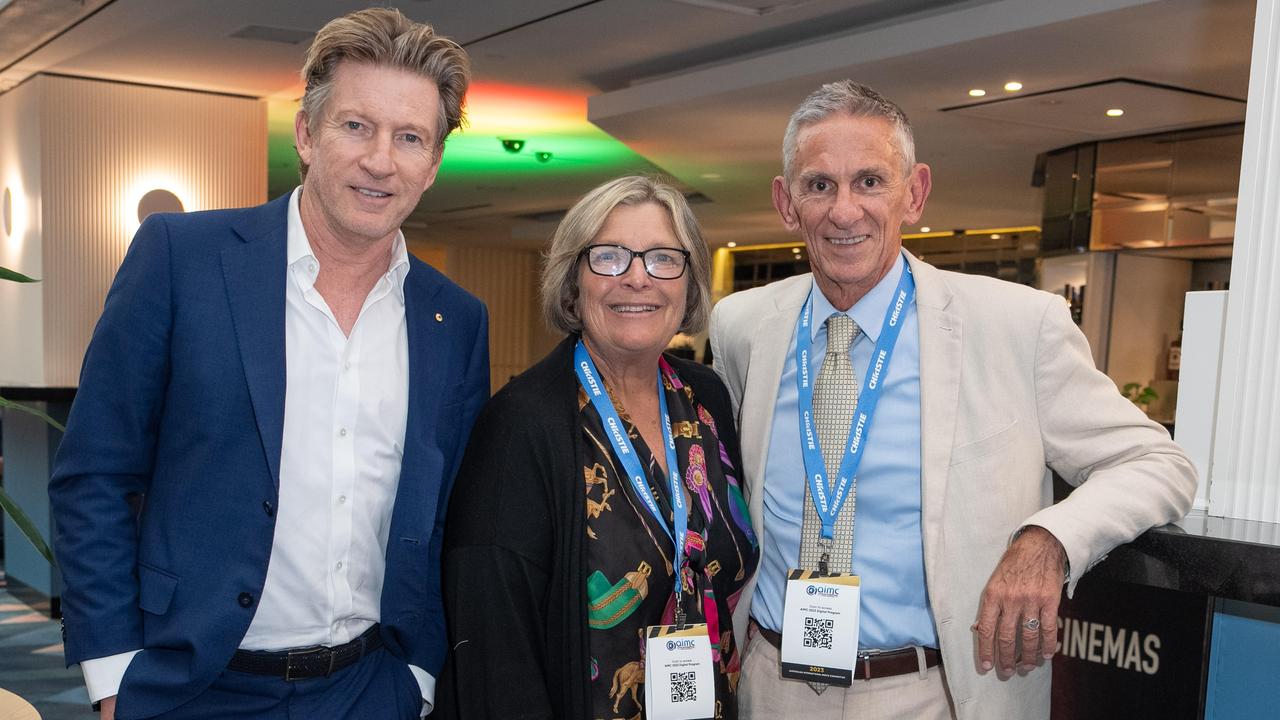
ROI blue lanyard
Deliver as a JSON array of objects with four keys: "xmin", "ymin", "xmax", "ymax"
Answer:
[
  {"xmin": 575, "ymin": 340, "xmax": 688, "ymax": 611},
  {"xmin": 794, "ymin": 264, "xmax": 915, "ymax": 543}
]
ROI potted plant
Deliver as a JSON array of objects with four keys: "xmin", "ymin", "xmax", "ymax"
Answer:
[
  {"xmin": 1121, "ymin": 382, "xmax": 1159, "ymax": 415},
  {"xmin": 0, "ymin": 265, "xmax": 58, "ymax": 565}
]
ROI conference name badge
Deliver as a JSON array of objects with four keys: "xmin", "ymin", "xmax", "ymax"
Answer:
[
  {"xmin": 780, "ymin": 569, "xmax": 860, "ymax": 686},
  {"xmin": 644, "ymin": 623, "xmax": 715, "ymax": 719}
]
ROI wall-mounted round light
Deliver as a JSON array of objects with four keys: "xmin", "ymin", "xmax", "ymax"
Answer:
[
  {"xmin": 2, "ymin": 187, "xmax": 11, "ymax": 238},
  {"xmin": 136, "ymin": 189, "xmax": 184, "ymax": 222}
]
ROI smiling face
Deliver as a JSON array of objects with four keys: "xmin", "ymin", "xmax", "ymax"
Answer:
[
  {"xmin": 295, "ymin": 60, "xmax": 443, "ymax": 248},
  {"xmin": 577, "ymin": 202, "xmax": 689, "ymax": 368},
  {"xmin": 773, "ymin": 114, "xmax": 931, "ymax": 310}
]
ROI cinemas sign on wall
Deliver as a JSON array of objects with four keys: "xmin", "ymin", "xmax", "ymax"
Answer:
[{"xmin": 1051, "ymin": 578, "xmax": 1210, "ymax": 720}]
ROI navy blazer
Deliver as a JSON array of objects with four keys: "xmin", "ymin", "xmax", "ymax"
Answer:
[{"xmin": 48, "ymin": 193, "xmax": 489, "ymax": 719}]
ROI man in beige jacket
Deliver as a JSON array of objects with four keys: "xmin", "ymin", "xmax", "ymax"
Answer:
[{"xmin": 710, "ymin": 80, "xmax": 1196, "ymax": 719}]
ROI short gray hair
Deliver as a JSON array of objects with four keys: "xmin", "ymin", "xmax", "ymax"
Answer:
[
  {"xmin": 541, "ymin": 176, "xmax": 712, "ymax": 337},
  {"xmin": 782, "ymin": 80, "xmax": 915, "ymax": 180}
]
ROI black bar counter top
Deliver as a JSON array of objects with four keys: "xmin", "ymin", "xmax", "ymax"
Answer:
[{"xmin": 1091, "ymin": 510, "xmax": 1280, "ymax": 607}]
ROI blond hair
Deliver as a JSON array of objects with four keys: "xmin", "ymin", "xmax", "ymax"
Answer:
[
  {"xmin": 298, "ymin": 8, "xmax": 470, "ymax": 177},
  {"xmin": 541, "ymin": 176, "xmax": 712, "ymax": 337}
]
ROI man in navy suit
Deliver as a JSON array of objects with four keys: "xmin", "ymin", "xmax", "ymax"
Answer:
[{"xmin": 48, "ymin": 9, "xmax": 488, "ymax": 719}]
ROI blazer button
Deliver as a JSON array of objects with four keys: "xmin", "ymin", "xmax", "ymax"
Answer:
[
  {"xmin": 263, "ymin": 501, "xmax": 275, "ymax": 517},
  {"xmin": 238, "ymin": 592, "xmax": 254, "ymax": 608}
]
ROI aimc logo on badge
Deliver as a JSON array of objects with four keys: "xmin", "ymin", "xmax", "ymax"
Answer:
[
  {"xmin": 666, "ymin": 638, "xmax": 697, "ymax": 651},
  {"xmin": 806, "ymin": 585, "xmax": 839, "ymax": 597}
]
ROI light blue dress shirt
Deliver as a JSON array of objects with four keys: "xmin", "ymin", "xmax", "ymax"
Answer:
[{"xmin": 752, "ymin": 252, "xmax": 939, "ymax": 650}]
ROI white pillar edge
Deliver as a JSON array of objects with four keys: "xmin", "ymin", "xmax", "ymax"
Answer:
[{"xmin": 1208, "ymin": 0, "xmax": 1280, "ymax": 522}]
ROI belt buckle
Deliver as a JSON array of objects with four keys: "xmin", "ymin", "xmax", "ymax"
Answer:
[{"xmin": 285, "ymin": 646, "xmax": 334, "ymax": 682}]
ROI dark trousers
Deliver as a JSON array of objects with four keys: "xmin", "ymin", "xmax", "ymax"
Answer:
[{"xmin": 153, "ymin": 648, "xmax": 421, "ymax": 719}]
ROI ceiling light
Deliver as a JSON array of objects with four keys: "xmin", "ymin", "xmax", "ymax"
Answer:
[
  {"xmin": 701, "ymin": 173, "xmax": 722, "ymax": 180},
  {"xmin": 990, "ymin": 233, "xmax": 1001, "ymax": 239},
  {"xmin": 499, "ymin": 138, "xmax": 525, "ymax": 153},
  {"xmin": 534, "ymin": 151, "xmax": 553, "ymax": 163},
  {"xmin": 727, "ymin": 241, "xmax": 737, "ymax": 248},
  {"xmin": 1004, "ymin": 81, "xmax": 1023, "ymax": 92},
  {"xmin": 791, "ymin": 247, "xmax": 801, "ymax": 254},
  {"xmin": 919, "ymin": 226, "xmax": 931, "ymax": 233},
  {"xmin": 968, "ymin": 89, "xmax": 986, "ymax": 97},
  {"xmin": 1106, "ymin": 108, "xmax": 1125, "ymax": 117}
]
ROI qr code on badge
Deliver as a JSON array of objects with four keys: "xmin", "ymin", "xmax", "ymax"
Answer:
[
  {"xmin": 669, "ymin": 671, "xmax": 697, "ymax": 703},
  {"xmin": 804, "ymin": 616, "xmax": 834, "ymax": 649}
]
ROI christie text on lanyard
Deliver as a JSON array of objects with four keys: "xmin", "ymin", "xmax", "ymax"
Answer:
[
  {"xmin": 794, "ymin": 263, "xmax": 915, "ymax": 574},
  {"xmin": 574, "ymin": 340, "xmax": 689, "ymax": 625}
]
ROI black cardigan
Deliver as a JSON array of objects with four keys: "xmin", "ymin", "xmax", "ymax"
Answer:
[{"xmin": 436, "ymin": 335, "xmax": 745, "ymax": 719}]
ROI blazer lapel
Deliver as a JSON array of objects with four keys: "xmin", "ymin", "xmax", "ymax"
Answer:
[
  {"xmin": 907, "ymin": 253, "xmax": 963, "ymax": 576},
  {"xmin": 396, "ymin": 261, "xmax": 447, "ymax": 531},
  {"xmin": 740, "ymin": 276, "xmax": 811, "ymax": 530},
  {"xmin": 221, "ymin": 197, "xmax": 290, "ymax": 489}
]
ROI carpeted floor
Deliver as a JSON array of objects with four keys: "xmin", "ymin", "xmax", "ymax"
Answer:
[{"xmin": 0, "ymin": 575, "xmax": 89, "ymax": 720}]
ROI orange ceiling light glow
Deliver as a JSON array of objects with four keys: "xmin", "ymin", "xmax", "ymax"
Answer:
[{"xmin": 440, "ymin": 83, "xmax": 644, "ymax": 175}]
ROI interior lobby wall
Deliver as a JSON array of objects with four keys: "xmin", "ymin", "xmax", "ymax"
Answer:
[
  {"xmin": 410, "ymin": 242, "xmax": 561, "ymax": 393},
  {"xmin": 0, "ymin": 79, "xmax": 45, "ymax": 386},
  {"xmin": 37, "ymin": 75, "xmax": 265, "ymax": 386}
]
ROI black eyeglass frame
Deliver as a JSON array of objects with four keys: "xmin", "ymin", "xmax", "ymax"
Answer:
[{"xmin": 579, "ymin": 244, "xmax": 692, "ymax": 280}]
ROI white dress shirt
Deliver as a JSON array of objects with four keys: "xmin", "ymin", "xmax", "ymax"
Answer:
[{"xmin": 82, "ymin": 188, "xmax": 433, "ymax": 712}]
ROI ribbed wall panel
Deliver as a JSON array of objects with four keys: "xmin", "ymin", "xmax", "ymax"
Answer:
[
  {"xmin": 1209, "ymin": 0, "xmax": 1280, "ymax": 522},
  {"xmin": 447, "ymin": 246, "xmax": 550, "ymax": 393},
  {"xmin": 39, "ymin": 76, "xmax": 265, "ymax": 386}
]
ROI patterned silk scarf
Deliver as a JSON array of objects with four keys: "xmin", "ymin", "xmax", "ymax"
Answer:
[{"xmin": 581, "ymin": 357, "xmax": 758, "ymax": 720}]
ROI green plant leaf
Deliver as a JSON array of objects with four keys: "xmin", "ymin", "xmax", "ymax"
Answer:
[
  {"xmin": 0, "ymin": 486, "xmax": 56, "ymax": 566},
  {"xmin": 0, "ymin": 266, "xmax": 39, "ymax": 283},
  {"xmin": 0, "ymin": 396, "xmax": 67, "ymax": 432}
]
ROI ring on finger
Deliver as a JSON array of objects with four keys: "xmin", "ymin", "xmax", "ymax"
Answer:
[{"xmin": 1022, "ymin": 617, "xmax": 1041, "ymax": 632}]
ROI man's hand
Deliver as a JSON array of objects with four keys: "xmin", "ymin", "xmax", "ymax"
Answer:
[
  {"xmin": 99, "ymin": 695, "xmax": 116, "ymax": 720},
  {"xmin": 972, "ymin": 526, "xmax": 1067, "ymax": 679}
]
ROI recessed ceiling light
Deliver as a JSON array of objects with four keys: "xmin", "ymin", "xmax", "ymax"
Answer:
[
  {"xmin": 727, "ymin": 241, "xmax": 737, "ymax": 248},
  {"xmin": 700, "ymin": 173, "xmax": 722, "ymax": 180},
  {"xmin": 991, "ymin": 234, "xmax": 1001, "ymax": 239},
  {"xmin": 919, "ymin": 226, "xmax": 931, "ymax": 233},
  {"xmin": 968, "ymin": 89, "xmax": 986, "ymax": 97},
  {"xmin": 1106, "ymin": 108, "xmax": 1125, "ymax": 117},
  {"xmin": 791, "ymin": 247, "xmax": 801, "ymax": 254},
  {"xmin": 1004, "ymin": 81, "xmax": 1023, "ymax": 92}
]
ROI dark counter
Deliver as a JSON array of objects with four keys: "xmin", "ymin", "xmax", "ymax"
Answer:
[{"xmin": 1090, "ymin": 510, "xmax": 1280, "ymax": 607}]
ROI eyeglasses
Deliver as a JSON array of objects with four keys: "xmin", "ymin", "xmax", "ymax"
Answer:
[{"xmin": 580, "ymin": 244, "xmax": 690, "ymax": 280}]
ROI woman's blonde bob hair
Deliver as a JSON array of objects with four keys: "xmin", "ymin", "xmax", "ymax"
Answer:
[{"xmin": 540, "ymin": 176, "xmax": 712, "ymax": 337}]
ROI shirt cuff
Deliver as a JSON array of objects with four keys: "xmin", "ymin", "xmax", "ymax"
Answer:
[
  {"xmin": 407, "ymin": 664, "xmax": 435, "ymax": 717},
  {"xmin": 81, "ymin": 650, "xmax": 141, "ymax": 703}
]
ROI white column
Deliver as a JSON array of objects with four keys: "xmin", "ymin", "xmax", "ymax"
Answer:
[{"xmin": 1208, "ymin": 0, "xmax": 1280, "ymax": 522}]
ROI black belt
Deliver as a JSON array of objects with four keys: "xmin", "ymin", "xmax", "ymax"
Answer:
[
  {"xmin": 751, "ymin": 619, "xmax": 942, "ymax": 681},
  {"xmin": 228, "ymin": 624, "xmax": 383, "ymax": 681}
]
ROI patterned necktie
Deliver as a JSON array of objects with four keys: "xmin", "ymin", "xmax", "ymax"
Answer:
[{"xmin": 798, "ymin": 313, "xmax": 860, "ymax": 575}]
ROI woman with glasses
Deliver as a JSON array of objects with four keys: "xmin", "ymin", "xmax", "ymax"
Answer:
[{"xmin": 438, "ymin": 176, "xmax": 758, "ymax": 719}]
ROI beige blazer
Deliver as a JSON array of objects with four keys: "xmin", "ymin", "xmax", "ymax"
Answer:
[{"xmin": 708, "ymin": 252, "xmax": 1197, "ymax": 719}]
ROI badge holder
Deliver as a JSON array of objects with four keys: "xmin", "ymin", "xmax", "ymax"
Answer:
[
  {"xmin": 780, "ymin": 568, "xmax": 861, "ymax": 687},
  {"xmin": 644, "ymin": 615, "xmax": 715, "ymax": 720}
]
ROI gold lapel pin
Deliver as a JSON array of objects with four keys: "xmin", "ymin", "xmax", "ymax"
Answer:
[{"xmin": 435, "ymin": 312, "xmax": 444, "ymax": 322}]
